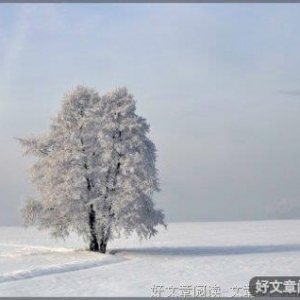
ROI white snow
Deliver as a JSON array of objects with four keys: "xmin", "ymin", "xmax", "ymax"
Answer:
[{"xmin": 0, "ymin": 220, "xmax": 299, "ymax": 297}]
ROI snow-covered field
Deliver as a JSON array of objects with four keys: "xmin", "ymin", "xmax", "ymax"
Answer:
[{"xmin": 0, "ymin": 220, "xmax": 299, "ymax": 297}]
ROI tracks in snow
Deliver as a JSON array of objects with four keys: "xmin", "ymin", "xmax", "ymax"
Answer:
[{"xmin": 0, "ymin": 246, "xmax": 129, "ymax": 284}]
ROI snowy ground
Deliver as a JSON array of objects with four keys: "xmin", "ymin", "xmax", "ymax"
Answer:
[{"xmin": 0, "ymin": 220, "xmax": 299, "ymax": 297}]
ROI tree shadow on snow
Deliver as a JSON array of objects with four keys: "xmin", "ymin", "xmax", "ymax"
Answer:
[{"xmin": 111, "ymin": 244, "xmax": 300, "ymax": 257}]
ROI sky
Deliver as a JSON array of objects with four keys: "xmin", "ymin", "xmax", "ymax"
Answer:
[{"xmin": 1, "ymin": 4, "xmax": 300, "ymax": 225}]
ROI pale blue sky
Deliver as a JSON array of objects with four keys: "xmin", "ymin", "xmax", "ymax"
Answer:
[{"xmin": 1, "ymin": 4, "xmax": 300, "ymax": 225}]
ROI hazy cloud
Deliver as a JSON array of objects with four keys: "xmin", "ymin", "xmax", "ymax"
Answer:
[
  {"xmin": 278, "ymin": 90, "xmax": 300, "ymax": 96},
  {"xmin": 1, "ymin": 4, "xmax": 300, "ymax": 225}
]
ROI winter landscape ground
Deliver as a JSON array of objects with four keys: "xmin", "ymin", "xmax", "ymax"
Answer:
[{"xmin": 0, "ymin": 220, "xmax": 299, "ymax": 297}]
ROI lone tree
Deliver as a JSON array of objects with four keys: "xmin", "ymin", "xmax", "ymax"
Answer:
[{"xmin": 18, "ymin": 86, "xmax": 166, "ymax": 253}]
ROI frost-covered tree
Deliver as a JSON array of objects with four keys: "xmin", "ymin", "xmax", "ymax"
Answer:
[
  {"xmin": 18, "ymin": 86, "xmax": 166, "ymax": 253},
  {"xmin": 89, "ymin": 87, "xmax": 166, "ymax": 253}
]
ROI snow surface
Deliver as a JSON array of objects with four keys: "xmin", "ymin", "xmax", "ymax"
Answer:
[{"xmin": 0, "ymin": 220, "xmax": 299, "ymax": 296}]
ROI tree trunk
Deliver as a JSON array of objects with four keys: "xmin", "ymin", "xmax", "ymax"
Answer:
[
  {"xmin": 89, "ymin": 204, "xmax": 99, "ymax": 251},
  {"xmin": 100, "ymin": 237, "xmax": 107, "ymax": 254}
]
